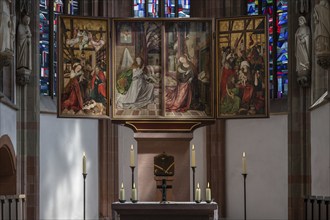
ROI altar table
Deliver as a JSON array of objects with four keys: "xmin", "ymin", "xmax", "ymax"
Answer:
[{"xmin": 112, "ymin": 201, "xmax": 218, "ymax": 220}]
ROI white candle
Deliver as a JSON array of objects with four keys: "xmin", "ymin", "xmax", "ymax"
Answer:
[
  {"xmin": 119, "ymin": 182, "xmax": 125, "ymax": 201},
  {"xmin": 206, "ymin": 182, "xmax": 211, "ymax": 202},
  {"xmin": 131, "ymin": 183, "xmax": 137, "ymax": 201},
  {"xmin": 195, "ymin": 183, "xmax": 201, "ymax": 201},
  {"xmin": 242, "ymin": 152, "xmax": 247, "ymax": 174},
  {"xmin": 82, "ymin": 152, "xmax": 87, "ymax": 174},
  {"xmin": 130, "ymin": 145, "xmax": 135, "ymax": 167},
  {"xmin": 191, "ymin": 145, "xmax": 196, "ymax": 167}
]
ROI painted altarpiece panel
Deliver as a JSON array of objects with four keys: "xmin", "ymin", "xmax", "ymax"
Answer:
[
  {"xmin": 216, "ymin": 16, "xmax": 269, "ymax": 118},
  {"xmin": 57, "ymin": 16, "xmax": 110, "ymax": 118},
  {"xmin": 112, "ymin": 19, "xmax": 214, "ymax": 120}
]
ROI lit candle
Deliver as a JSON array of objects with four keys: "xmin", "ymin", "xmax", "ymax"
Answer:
[
  {"xmin": 82, "ymin": 152, "xmax": 87, "ymax": 174},
  {"xmin": 195, "ymin": 183, "xmax": 201, "ymax": 202},
  {"xmin": 131, "ymin": 182, "xmax": 137, "ymax": 201},
  {"xmin": 205, "ymin": 182, "xmax": 211, "ymax": 202},
  {"xmin": 191, "ymin": 145, "xmax": 196, "ymax": 167},
  {"xmin": 130, "ymin": 145, "xmax": 135, "ymax": 167},
  {"xmin": 242, "ymin": 152, "xmax": 247, "ymax": 174},
  {"xmin": 119, "ymin": 182, "xmax": 125, "ymax": 201}
]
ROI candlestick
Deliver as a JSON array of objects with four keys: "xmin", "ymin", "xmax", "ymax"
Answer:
[
  {"xmin": 119, "ymin": 182, "xmax": 125, "ymax": 203},
  {"xmin": 130, "ymin": 145, "xmax": 135, "ymax": 167},
  {"xmin": 242, "ymin": 152, "xmax": 247, "ymax": 174},
  {"xmin": 195, "ymin": 183, "xmax": 201, "ymax": 203},
  {"xmin": 82, "ymin": 172, "xmax": 87, "ymax": 220},
  {"xmin": 82, "ymin": 152, "xmax": 87, "ymax": 175},
  {"xmin": 131, "ymin": 183, "xmax": 138, "ymax": 203},
  {"xmin": 191, "ymin": 166, "xmax": 196, "ymax": 201},
  {"xmin": 205, "ymin": 182, "xmax": 211, "ymax": 203},
  {"xmin": 191, "ymin": 145, "xmax": 196, "ymax": 167},
  {"xmin": 130, "ymin": 166, "xmax": 135, "ymax": 189},
  {"xmin": 242, "ymin": 173, "xmax": 247, "ymax": 220}
]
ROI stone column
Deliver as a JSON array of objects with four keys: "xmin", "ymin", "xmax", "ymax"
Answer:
[
  {"xmin": 289, "ymin": 1, "xmax": 312, "ymax": 219},
  {"xmin": 16, "ymin": 0, "xmax": 40, "ymax": 219},
  {"xmin": 99, "ymin": 120, "xmax": 119, "ymax": 220}
]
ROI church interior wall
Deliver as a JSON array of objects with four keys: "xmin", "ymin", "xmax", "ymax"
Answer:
[
  {"xmin": 311, "ymin": 103, "xmax": 330, "ymax": 196},
  {"xmin": 225, "ymin": 114, "xmax": 288, "ymax": 220},
  {"xmin": 0, "ymin": 103, "xmax": 17, "ymax": 152},
  {"xmin": 39, "ymin": 114, "xmax": 99, "ymax": 220}
]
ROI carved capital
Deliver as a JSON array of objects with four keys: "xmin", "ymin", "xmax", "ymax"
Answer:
[{"xmin": 16, "ymin": 67, "xmax": 31, "ymax": 86}]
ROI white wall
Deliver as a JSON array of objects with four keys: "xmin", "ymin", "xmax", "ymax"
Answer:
[
  {"xmin": 0, "ymin": 103, "xmax": 17, "ymax": 151},
  {"xmin": 40, "ymin": 114, "xmax": 99, "ymax": 220},
  {"xmin": 226, "ymin": 115, "xmax": 288, "ymax": 220},
  {"xmin": 311, "ymin": 103, "xmax": 330, "ymax": 196}
]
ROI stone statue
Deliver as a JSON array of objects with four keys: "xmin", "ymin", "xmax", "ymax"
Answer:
[
  {"xmin": 313, "ymin": 0, "xmax": 330, "ymax": 55},
  {"xmin": 16, "ymin": 13, "xmax": 32, "ymax": 85},
  {"xmin": 295, "ymin": 16, "xmax": 311, "ymax": 86},
  {"xmin": 0, "ymin": 0, "xmax": 12, "ymax": 53},
  {"xmin": 17, "ymin": 14, "xmax": 32, "ymax": 70}
]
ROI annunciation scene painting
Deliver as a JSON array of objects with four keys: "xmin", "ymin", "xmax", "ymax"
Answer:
[
  {"xmin": 58, "ymin": 16, "xmax": 109, "ymax": 118},
  {"xmin": 112, "ymin": 19, "xmax": 214, "ymax": 120},
  {"xmin": 164, "ymin": 20, "xmax": 213, "ymax": 119},
  {"xmin": 217, "ymin": 16, "xmax": 269, "ymax": 118},
  {"xmin": 113, "ymin": 20, "xmax": 162, "ymax": 119}
]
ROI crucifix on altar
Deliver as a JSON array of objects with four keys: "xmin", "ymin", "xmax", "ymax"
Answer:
[{"xmin": 154, "ymin": 153, "xmax": 175, "ymax": 203}]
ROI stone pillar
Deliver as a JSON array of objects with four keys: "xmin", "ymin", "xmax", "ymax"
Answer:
[
  {"xmin": 288, "ymin": 1, "xmax": 311, "ymax": 219},
  {"xmin": 16, "ymin": 0, "xmax": 40, "ymax": 219},
  {"xmin": 99, "ymin": 120, "xmax": 119, "ymax": 220},
  {"xmin": 206, "ymin": 120, "xmax": 226, "ymax": 217}
]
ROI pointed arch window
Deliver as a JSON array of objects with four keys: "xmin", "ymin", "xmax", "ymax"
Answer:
[{"xmin": 247, "ymin": 0, "xmax": 288, "ymax": 100}]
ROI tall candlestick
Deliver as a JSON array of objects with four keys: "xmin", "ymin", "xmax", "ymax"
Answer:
[
  {"xmin": 206, "ymin": 182, "xmax": 211, "ymax": 202},
  {"xmin": 242, "ymin": 152, "xmax": 247, "ymax": 174},
  {"xmin": 130, "ymin": 145, "xmax": 135, "ymax": 167},
  {"xmin": 191, "ymin": 144, "xmax": 196, "ymax": 167},
  {"xmin": 195, "ymin": 183, "xmax": 201, "ymax": 202},
  {"xmin": 119, "ymin": 182, "xmax": 125, "ymax": 202},
  {"xmin": 82, "ymin": 152, "xmax": 87, "ymax": 174}
]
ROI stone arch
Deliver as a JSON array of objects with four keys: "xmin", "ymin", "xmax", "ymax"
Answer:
[{"xmin": 0, "ymin": 134, "xmax": 17, "ymax": 195}]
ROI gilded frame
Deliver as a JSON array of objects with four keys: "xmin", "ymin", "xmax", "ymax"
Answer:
[
  {"xmin": 57, "ymin": 16, "xmax": 110, "ymax": 118},
  {"xmin": 216, "ymin": 16, "xmax": 269, "ymax": 119}
]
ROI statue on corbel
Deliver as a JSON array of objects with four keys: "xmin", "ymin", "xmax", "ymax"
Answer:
[
  {"xmin": 295, "ymin": 16, "xmax": 311, "ymax": 87},
  {"xmin": 16, "ymin": 9, "xmax": 32, "ymax": 86},
  {"xmin": 313, "ymin": 0, "xmax": 330, "ymax": 70},
  {"xmin": 0, "ymin": 0, "xmax": 15, "ymax": 67}
]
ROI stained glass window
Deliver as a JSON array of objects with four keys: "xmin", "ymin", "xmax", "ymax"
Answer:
[
  {"xmin": 248, "ymin": 0, "xmax": 288, "ymax": 99},
  {"xmin": 134, "ymin": 0, "xmax": 190, "ymax": 17},
  {"xmin": 178, "ymin": 0, "xmax": 190, "ymax": 17},
  {"xmin": 40, "ymin": 0, "xmax": 50, "ymax": 95},
  {"xmin": 39, "ymin": 0, "xmax": 79, "ymax": 96}
]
